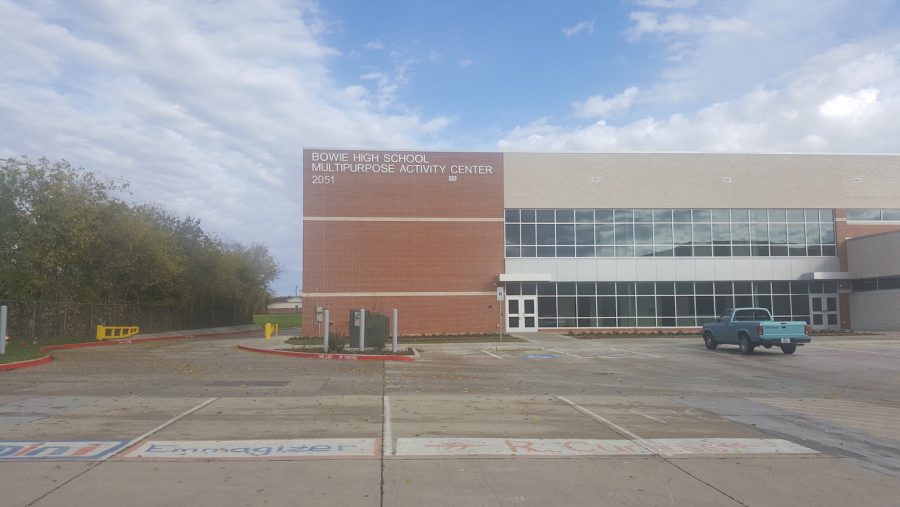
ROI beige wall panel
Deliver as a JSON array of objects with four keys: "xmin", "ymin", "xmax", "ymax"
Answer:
[
  {"xmin": 503, "ymin": 153, "xmax": 900, "ymax": 208},
  {"xmin": 849, "ymin": 291, "xmax": 900, "ymax": 331},
  {"xmin": 847, "ymin": 231, "xmax": 900, "ymax": 278}
]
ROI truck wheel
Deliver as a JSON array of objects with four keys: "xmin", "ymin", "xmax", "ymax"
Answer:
[
  {"xmin": 703, "ymin": 332, "xmax": 718, "ymax": 350},
  {"xmin": 781, "ymin": 345, "xmax": 796, "ymax": 354},
  {"xmin": 739, "ymin": 334, "xmax": 754, "ymax": 355}
]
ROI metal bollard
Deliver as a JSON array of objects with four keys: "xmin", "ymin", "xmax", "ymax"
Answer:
[
  {"xmin": 392, "ymin": 309, "xmax": 398, "ymax": 353},
  {"xmin": 359, "ymin": 309, "xmax": 366, "ymax": 350},
  {"xmin": 323, "ymin": 309, "xmax": 330, "ymax": 352},
  {"xmin": 0, "ymin": 306, "xmax": 7, "ymax": 355}
]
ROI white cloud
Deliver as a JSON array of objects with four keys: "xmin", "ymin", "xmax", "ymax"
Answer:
[
  {"xmin": 819, "ymin": 87, "xmax": 880, "ymax": 119},
  {"xmin": 459, "ymin": 59, "xmax": 473, "ymax": 68},
  {"xmin": 574, "ymin": 87, "xmax": 640, "ymax": 118},
  {"xmin": 563, "ymin": 20, "xmax": 595, "ymax": 38},
  {"xmin": 365, "ymin": 41, "xmax": 385, "ymax": 50},
  {"xmin": 628, "ymin": 11, "xmax": 755, "ymax": 39},
  {"xmin": 499, "ymin": 42, "xmax": 900, "ymax": 153},
  {"xmin": 0, "ymin": 0, "xmax": 450, "ymax": 293},
  {"xmin": 633, "ymin": 0, "xmax": 698, "ymax": 8}
]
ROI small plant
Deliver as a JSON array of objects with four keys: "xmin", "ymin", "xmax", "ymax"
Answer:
[{"xmin": 328, "ymin": 337, "xmax": 348, "ymax": 353}]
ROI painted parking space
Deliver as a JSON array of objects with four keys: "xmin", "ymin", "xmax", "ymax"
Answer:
[
  {"xmin": 0, "ymin": 440, "xmax": 128, "ymax": 461},
  {"xmin": 122, "ymin": 438, "xmax": 380, "ymax": 461},
  {"xmin": 394, "ymin": 437, "xmax": 817, "ymax": 457}
]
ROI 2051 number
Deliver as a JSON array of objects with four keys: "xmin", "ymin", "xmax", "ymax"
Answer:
[{"xmin": 312, "ymin": 175, "xmax": 335, "ymax": 185}]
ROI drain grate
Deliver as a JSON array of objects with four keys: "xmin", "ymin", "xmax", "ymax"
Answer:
[{"xmin": 207, "ymin": 380, "xmax": 290, "ymax": 387}]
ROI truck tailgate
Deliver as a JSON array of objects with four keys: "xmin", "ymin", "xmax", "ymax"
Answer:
[{"xmin": 760, "ymin": 321, "xmax": 807, "ymax": 339}]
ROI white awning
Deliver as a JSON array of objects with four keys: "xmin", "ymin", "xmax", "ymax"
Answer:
[
  {"xmin": 499, "ymin": 273, "xmax": 553, "ymax": 282},
  {"xmin": 800, "ymin": 272, "xmax": 858, "ymax": 280}
]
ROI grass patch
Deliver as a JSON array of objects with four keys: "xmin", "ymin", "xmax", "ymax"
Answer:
[
  {"xmin": 285, "ymin": 334, "xmax": 522, "ymax": 345},
  {"xmin": 253, "ymin": 313, "xmax": 302, "ymax": 328},
  {"xmin": 0, "ymin": 340, "xmax": 47, "ymax": 364}
]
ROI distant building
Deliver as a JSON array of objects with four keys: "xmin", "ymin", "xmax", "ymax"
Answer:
[
  {"xmin": 302, "ymin": 148, "xmax": 900, "ymax": 335},
  {"xmin": 267, "ymin": 296, "xmax": 302, "ymax": 314}
]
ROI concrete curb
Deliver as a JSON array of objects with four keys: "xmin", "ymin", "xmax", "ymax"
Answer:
[
  {"xmin": 237, "ymin": 344, "xmax": 415, "ymax": 362},
  {"xmin": 41, "ymin": 328, "xmax": 258, "ymax": 352},
  {"xmin": 0, "ymin": 355, "xmax": 53, "ymax": 372}
]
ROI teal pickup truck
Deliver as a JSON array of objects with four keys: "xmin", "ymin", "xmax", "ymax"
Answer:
[{"xmin": 702, "ymin": 308, "xmax": 811, "ymax": 355}]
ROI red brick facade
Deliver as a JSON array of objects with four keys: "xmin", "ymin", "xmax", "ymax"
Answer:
[{"xmin": 301, "ymin": 149, "xmax": 504, "ymax": 336}]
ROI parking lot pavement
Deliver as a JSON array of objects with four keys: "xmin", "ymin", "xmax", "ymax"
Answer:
[{"xmin": 1, "ymin": 333, "xmax": 900, "ymax": 506}]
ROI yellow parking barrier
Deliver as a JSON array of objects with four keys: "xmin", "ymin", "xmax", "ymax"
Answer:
[
  {"xmin": 96, "ymin": 325, "xmax": 140, "ymax": 341},
  {"xmin": 264, "ymin": 322, "xmax": 279, "ymax": 340}
]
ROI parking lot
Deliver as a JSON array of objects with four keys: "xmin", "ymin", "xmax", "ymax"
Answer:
[{"xmin": 2, "ymin": 330, "xmax": 899, "ymax": 506}]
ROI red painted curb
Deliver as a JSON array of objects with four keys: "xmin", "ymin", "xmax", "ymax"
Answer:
[
  {"xmin": 0, "ymin": 355, "xmax": 53, "ymax": 371},
  {"xmin": 40, "ymin": 329, "xmax": 258, "ymax": 352},
  {"xmin": 237, "ymin": 344, "xmax": 415, "ymax": 362}
]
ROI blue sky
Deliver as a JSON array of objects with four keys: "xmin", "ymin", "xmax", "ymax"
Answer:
[{"xmin": 2, "ymin": 0, "xmax": 900, "ymax": 295}]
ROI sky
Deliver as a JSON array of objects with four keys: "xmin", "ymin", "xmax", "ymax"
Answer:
[{"xmin": 2, "ymin": 0, "xmax": 900, "ymax": 296}]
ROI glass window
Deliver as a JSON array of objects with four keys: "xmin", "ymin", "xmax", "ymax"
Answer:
[
  {"xmin": 538, "ymin": 297, "xmax": 556, "ymax": 317},
  {"xmin": 556, "ymin": 209, "xmax": 574, "ymax": 222},
  {"xmin": 505, "ymin": 209, "xmax": 520, "ymax": 222},
  {"xmin": 821, "ymin": 224, "xmax": 835, "ymax": 244},
  {"xmin": 749, "ymin": 209, "xmax": 767, "ymax": 222},
  {"xmin": 536, "ymin": 209, "xmax": 555, "ymax": 222},
  {"xmin": 712, "ymin": 224, "xmax": 731, "ymax": 244},
  {"xmin": 657, "ymin": 296, "xmax": 676, "ymax": 316},
  {"xmin": 595, "ymin": 209, "xmax": 614, "ymax": 222},
  {"xmin": 805, "ymin": 223, "xmax": 821, "ymax": 244},
  {"xmin": 820, "ymin": 209, "xmax": 834, "ymax": 222},
  {"xmin": 653, "ymin": 223, "xmax": 673, "ymax": 244},
  {"xmin": 636, "ymin": 297, "xmax": 656, "ymax": 317},
  {"xmin": 537, "ymin": 224, "xmax": 555, "ymax": 245},
  {"xmin": 556, "ymin": 246, "xmax": 575, "ymax": 257},
  {"xmin": 675, "ymin": 282, "xmax": 694, "ymax": 295},
  {"xmin": 615, "ymin": 224, "xmax": 634, "ymax": 244},
  {"xmin": 673, "ymin": 209, "xmax": 692, "ymax": 222},
  {"xmin": 695, "ymin": 282, "xmax": 714, "ymax": 294},
  {"xmin": 576, "ymin": 282, "xmax": 596, "ymax": 295},
  {"xmin": 653, "ymin": 209, "xmax": 673, "ymax": 222},
  {"xmin": 505, "ymin": 224, "xmax": 520, "ymax": 245},
  {"xmin": 731, "ymin": 223, "xmax": 750, "ymax": 244},
  {"xmin": 883, "ymin": 210, "xmax": 900, "ymax": 220},
  {"xmin": 733, "ymin": 281, "xmax": 752, "ymax": 294},
  {"xmin": 692, "ymin": 224, "xmax": 712, "ymax": 244},
  {"xmin": 634, "ymin": 209, "xmax": 653, "ymax": 222},
  {"xmin": 575, "ymin": 209, "xmax": 594, "ymax": 223},
  {"xmin": 787, "ymin": 223, "xmax": 805, "ymax": 245},
  {"xmin": 616, "ymin": 282, "xmax": 636, "ymax": 296},
  {"xmin": 710, "ymin": 209, "xmax": 730, "ymax": 222},
  {"xmin": 634, "ymin": 224, "xmax": 654, "ymax": 245},
  {"xmin": 769, "ymin": 209, "xmax": 786, "ymax": 222},
  {"xmin": 786, "ymin": 209, "xmax": 805, "ymax": 222},
  {"xmin": 558, "ymin": 297, "xmax": 576, "ymax": 317},
  {"xmin": 692, "ymin": 209, "xmax": 711, "ymax": 223},
  {"xmin": 576, "ymin": 224, "xmax": 594, "ymax": 245},
  {"xmin": 595, "ymin": 224, "xmax": 614, "ymax": 244},
  {"xmin": 696, "ymin": 296, "xmax": 715, "ymax": 315},
  {"xmin": 636, "ymin": 282, "xmax": 655, "ymax": 295},
  {"xmin": 655, "ymin": 282, "xmax": 675, "ymax": 295},
  {"xmin": 506, "ymin": 246, "xmax": 520, "ymax": 257},
  {"xmin": 537, "ymin": 282, "xmax": 556, "ymax": 295},
  {"xmin": 598, "ymin": 297, "xmax": 616, "ymax": 317},
  {"xmin": 521, "ymin": 209, "xmax": 535, "ymax": 222},
  {"xmin": 731, "ymin": 209, "xmax": 749, "ymax": 222},
  {"xmin": 617, "ymin": 296, "xmax": 636, "ymax": 317},
  {"xmin": 521, "ymin": 224, "xmax": 536, "ymax": 245},
  {"xmin": 615, "ymin": 209, "xmax": 634, "ymax": 222},
  {"xmin": 577, "ymin": 297, "xmax": 596, "ymax": 318},
  {"xmin": 676, "ymin": 296, "xmax": 695, "ymax": 316},
  {"xmin": 558, "ymin": 282, "xmax": 576, "ymax": 295},
  {"xmin": 750, "ymin": 223, "xmax": 768, "ymax": 244},
  {"xmin": 847, "ymin": 209, "xmax": 881, "ymax": 220},
  {"xmin": 673, "ymin": 224, "xmax": 692, "ymax": 245},
  {"xmin": 597, "ymin": 282, "xmax": 616, "ymax": 295}
]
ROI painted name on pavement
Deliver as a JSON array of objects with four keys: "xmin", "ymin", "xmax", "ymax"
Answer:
[
  {"xmin": 123, "ymin": 438, "xmax": 378, "ymax": 460},
  {"xmin": 0, "ymin": 441, "xmax": 128, "ymax": 461},
  {"xmin": 395, "ymin": 438, "xmax": 817, "ymax": 457}
]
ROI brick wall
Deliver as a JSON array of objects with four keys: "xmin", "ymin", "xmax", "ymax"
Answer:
[{"xmin": 302, "ymin": 149, "xmax": 504, "ymax": 337}]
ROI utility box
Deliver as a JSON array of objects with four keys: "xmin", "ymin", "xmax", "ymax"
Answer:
[{"xmin": 348, "ymin": 310, "xmax": 388, "ymax": 349}]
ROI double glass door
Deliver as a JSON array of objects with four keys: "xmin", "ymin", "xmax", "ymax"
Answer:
[
  {"xmin": 810, "ymin": 294, "xmax": 839, "ymax": 329},
  {"xmin": 506, "ymin": 296, "xmax": 537, "ymax": 332}
]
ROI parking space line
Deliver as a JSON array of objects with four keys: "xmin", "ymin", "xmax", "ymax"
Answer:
[
  {"xmin": 631, "ymin": 410, "xmax": 667, "ymax": 424},
  {"xmin": 809, "ymin": 345, "xmax": 887, "ymax": 355},
  {"xmin": 480, "ymin": 350, "xmax": 504, "ymax": 359},
  {"xmin": 383, "ymin": 395, "xmax": 394, "ymax": 456},
  {"xmin": 546, "ymin": 349, "xmax": 592, "ymax": 359},
  {"xmin": 608, "ymin": 346, "xmax": 661, "ymax": 358},
  {"xmin": 675, "ymin": 347, "xmax": 742, "ymax": 359},
  {"xmin": 553, "ymin": 395, "xmax": 651, "ymax": 446},
  {"xmin": 106, "ymin": 397, "xmax": 218, "ymax": 461}
]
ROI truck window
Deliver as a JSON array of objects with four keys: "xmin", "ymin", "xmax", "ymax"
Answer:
[
  {"xmin": 719, "ymin": 310, "xmax": 733, "ymax": 322},
  {"xmin": 755, "ymin": 309, "xmax": 772, "ymax": 320},
  {"xmin": 734, "ymin": 310, "xmax": 754, "ymax": 321}
]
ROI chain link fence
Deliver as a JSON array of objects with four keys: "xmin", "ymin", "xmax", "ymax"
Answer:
[{"xmin": 0, "ymin": 299, "xmax": 249, "ymax": 345}]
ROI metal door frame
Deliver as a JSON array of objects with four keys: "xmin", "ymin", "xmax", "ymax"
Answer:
[{"xmin": 506, "ymin": 295, "xmax": 538, "ymax": 332}]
